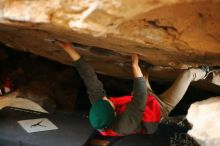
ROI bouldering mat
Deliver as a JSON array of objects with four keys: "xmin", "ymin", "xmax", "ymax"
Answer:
[
  {"xmin": 111, "ymin": 124, "xmax": 199, "ymax": 146},
  {"xmin": 0, "ymin": 107, "xmax": 93, "ymax": 146}
]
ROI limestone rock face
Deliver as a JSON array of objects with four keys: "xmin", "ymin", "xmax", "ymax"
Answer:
[
  {"xmin": 187, "ymin": 97, "xmax": 220, "ymax": 146},
  {"xmin": 0, "ymin": 0, "xmax": 220, "ymax": 78}
]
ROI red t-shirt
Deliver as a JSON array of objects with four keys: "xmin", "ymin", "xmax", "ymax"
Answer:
[{"xmin": 100, "ymin": 93, "xmax": 161, "ymax": 136}]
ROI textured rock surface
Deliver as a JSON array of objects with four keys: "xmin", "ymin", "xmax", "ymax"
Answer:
[
  {"xmin": 0, "ymin": 0, "xmax": 220, "ymax": 78},
  {"xmin": 187, "ymin": 97, "xmax": 220, "ymax": 146}
]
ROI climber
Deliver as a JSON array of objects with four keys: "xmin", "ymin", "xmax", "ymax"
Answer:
[{"xmin": 56, "ymin": 41, "xmax": 219, "ymax": 136}]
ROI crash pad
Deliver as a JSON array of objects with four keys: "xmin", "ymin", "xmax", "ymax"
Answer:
[{"xmin": 0, "ymin": 107, "xmax": 93, "ymax": 146}]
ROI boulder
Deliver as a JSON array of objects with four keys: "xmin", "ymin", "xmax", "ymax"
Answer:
[
  {"xmin": 187, "ymin": 97, "xmax": 220, "ymax": 146},
  {"xmin": 0, "ymin": 0, "xmax": 219, "ymax": 79}
]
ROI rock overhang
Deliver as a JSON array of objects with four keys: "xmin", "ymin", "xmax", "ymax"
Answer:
[{"xmin": 0, "ymin": 0, "xmax": 219, "ymax": 79}]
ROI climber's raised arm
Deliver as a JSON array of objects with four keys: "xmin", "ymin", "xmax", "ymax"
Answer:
[{"xmin": 56, "ymin": 41, "xmax": 106, "ymax": 104}]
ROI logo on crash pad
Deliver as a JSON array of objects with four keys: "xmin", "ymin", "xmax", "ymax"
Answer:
[{"xmin": 18, "ymin": 118, "xmax": 58, "ymax": 133}]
